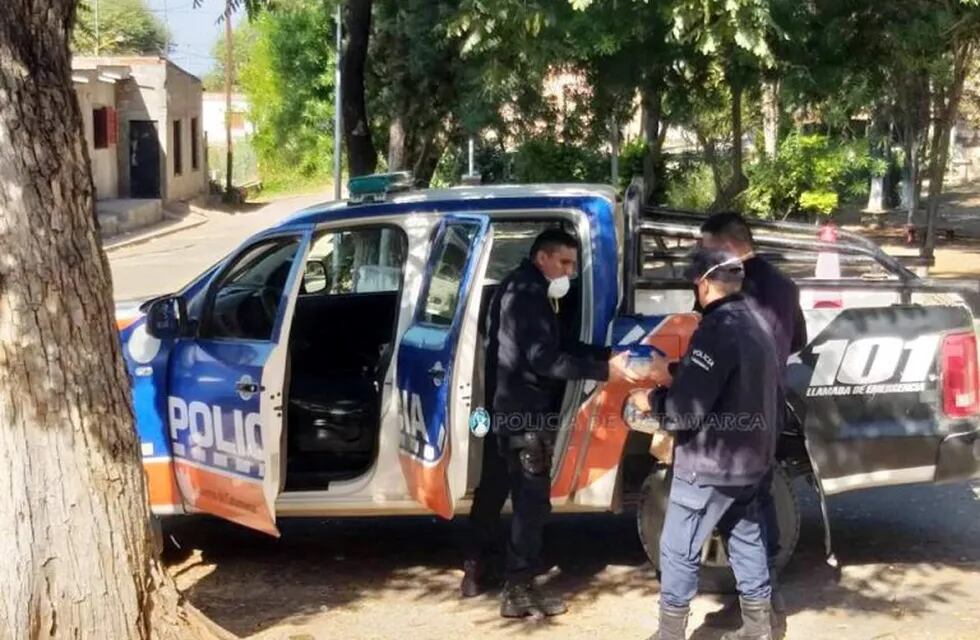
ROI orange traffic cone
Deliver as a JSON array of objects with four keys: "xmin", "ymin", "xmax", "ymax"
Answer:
[{"xmin": 812, "ymin": 222, "xmax": 843, "ymax": 309}]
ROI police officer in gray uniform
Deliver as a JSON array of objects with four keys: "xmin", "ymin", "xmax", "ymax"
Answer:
[{"xmin": 632, "ymin": 247, "xmax": 780, "ymax": 640}]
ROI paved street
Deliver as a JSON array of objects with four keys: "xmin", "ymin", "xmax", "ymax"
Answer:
[
  {"xmin": 108, "ymin": 193, "xmax": 332, "ymax": 301},
  {"xmin": 163, "ymin": 478, "xmax": 980, "ymax": 640}
]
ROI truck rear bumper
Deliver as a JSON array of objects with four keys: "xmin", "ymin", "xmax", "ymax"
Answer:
[{"xmin": 934, "ymin": 428, "xmax": 980, "ymax": 484}]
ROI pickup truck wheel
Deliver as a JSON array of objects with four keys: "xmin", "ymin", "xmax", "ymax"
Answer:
[{"xmin": 637, "ymin": 465, "xmax": 800, "ymax": 594}]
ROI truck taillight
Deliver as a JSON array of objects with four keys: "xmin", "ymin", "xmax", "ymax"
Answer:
[{"xmin": 941, "ymin": 331, "xmax": 979, "ymax": 418}]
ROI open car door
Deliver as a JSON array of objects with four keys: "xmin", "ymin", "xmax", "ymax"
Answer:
[
  {"xmin": 396, "ymin": 215, "xmax": 493, "ymax": 518},
  {"xmin": 167, "ymin": 231, "xmax": 310, "ymax": 536}
]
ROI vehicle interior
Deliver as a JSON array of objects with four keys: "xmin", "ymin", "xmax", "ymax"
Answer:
[
  {"xmin": 465, "ymin": 218, "xmax": 585, "ymax": 491},
  {"xmin": 283, "ymin": 225, "xmax": 408, "ymax": 491}
]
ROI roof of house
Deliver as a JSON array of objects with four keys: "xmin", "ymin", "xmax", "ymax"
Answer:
[{"xmin": 72, "ymin": 56, "xmax": 201, "ymax": 84}]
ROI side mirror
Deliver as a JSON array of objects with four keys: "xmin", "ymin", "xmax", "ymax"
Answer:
[
  {"xmin": 145, "ymin": 296, "xmax": 187, "ymax": 340},
  {"xmin": 303, "ymin": 260, "xmax": 328, "ymax": 294}
]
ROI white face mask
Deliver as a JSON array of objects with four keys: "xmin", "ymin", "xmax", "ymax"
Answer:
[{"xmin": 548, "ymin": 275, "xmax": 571, "ymax": 299}]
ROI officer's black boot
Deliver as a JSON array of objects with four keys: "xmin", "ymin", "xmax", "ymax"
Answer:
[
  {"xmin": 460, "ymin": 558, "xmax": 503, "ymax": 598},
  {"xmin": 646, "ymin": 603, "xmax": 689, "ymax": 640},
  {"xmin": 500, "ymin": 581, "xmax": 567, "ymax": 618},
  {"xmin": 719, "ymin": 598, "xmax": 772, "ymax": 640}
]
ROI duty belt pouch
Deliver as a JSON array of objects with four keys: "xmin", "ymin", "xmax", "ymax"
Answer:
[{"xmin": 511, "ymin": 432, "xmax": 554, "ymax": 476}]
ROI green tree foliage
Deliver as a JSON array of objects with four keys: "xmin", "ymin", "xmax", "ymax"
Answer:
[
  {"xmin": 236, "ymin": 1, "xmax": 338, "ymax": 188},
  {"xmin": 205, "ymin": 0, "xmax": 980, "ymax": 237},
  {"xmin": 202, "ymin": 23, "xmax": 260, "ymax": 91},
  {"xmin": 73, "ymin": 0, "xmax": 169, "ymax": 55},
  {"xmin": 745, "ymin": 133, "xmax": 886, "ymax": 218}
]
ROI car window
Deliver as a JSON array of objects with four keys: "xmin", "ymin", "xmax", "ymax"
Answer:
[
  {"xmin": 206, "ymin": 237, "xmax": 301, "ymax": 341},
  {"xmin": 486, "ymin": 220, "xmax": 575, "ymax": 281},
  {"xmin": 422, "ymin": 223, "xmax": 479, "ymax": 327},
  {"xmin": 304, "ymin": 227, "xmax": 407, "ymax": 295}
]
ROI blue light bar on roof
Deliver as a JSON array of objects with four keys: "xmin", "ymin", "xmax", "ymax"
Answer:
[{"xmin": 347, "ymin": 172, "xmax": 414, "ymax": 204}]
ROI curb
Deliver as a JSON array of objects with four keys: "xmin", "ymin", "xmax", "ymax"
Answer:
[{"xmin": 102, "ymin": 212, "xmax": 209, "ymax": 253}]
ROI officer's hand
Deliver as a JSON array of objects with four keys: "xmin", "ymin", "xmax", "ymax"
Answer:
[
  {"xmin": 650, "ymin": 357, "xmax": 673, "ymax": 386},
  {"xmin": 609, "ymin": 352, "xmax": 641, "ymax": 383},
  {"xmin": 628, "ymin": 389, "xmax": 653, "ymax": 413}
]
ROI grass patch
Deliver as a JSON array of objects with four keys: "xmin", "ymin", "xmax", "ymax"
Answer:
[{"xmin": 249, "ymin": 171, "xmax": 335, "ymax": 203}]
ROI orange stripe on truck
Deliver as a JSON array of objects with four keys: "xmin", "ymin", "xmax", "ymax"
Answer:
[
  {"xmin": 551, "ymin": 314, "xmax": 699, "ymax": 499},
  {"xmin": 144, "ymin": 459, "xmax": 182, "ymax": 508}
]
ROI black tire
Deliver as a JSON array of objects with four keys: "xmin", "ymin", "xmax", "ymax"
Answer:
[{"xmin": 637, "ymin": 465, "xmax": 800, "ymax": 594}]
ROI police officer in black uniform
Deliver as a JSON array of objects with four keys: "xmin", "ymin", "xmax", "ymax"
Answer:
[
  {"xmin": 463, "ymin": 228, "xmax": 636, "ymax": 618},
  {"xmin": 699, "ymin": 212, "xmax": 806, "ymax": 622},
  {"xmin": 632, "ymin": 248, "xmax": 780, "ymax": 640}
]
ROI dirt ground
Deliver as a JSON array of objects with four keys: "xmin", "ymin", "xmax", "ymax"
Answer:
[
  {"xmin": 164, "ymin": 479, "xmax": 980, "ymax": 640},
  {"xmin": 159, "ymin": 185, "xmax": 980, "ymax": 640}
]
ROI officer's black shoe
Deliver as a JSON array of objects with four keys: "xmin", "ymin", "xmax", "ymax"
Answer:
[
  {"xmin": 646, "ymin": 603, "xmax": 689, "ymax": 640},
  {"xmin": 460, "ymin": 559, "xmax": 503, "ymax": 598},
  {"xmin": 499, "ymin": 582, "xmax": 567, "ymax": 618},
  {"xmin": 719, "ymin": 598, "xmax": 772, "ymax": 640}
]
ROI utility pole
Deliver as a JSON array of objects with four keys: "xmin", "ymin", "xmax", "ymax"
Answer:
[
  {"xmin": 94, "ymin": 0, "xmax": 100, "ymax": 55},
  {"xmin": 333, "ymin": 3, "xmax": 343, "ymax": 200},
  {"xmin": 163, "ymin": 0, "xmax": 170, "ymax": 58},
  {"xmin": 225, "ymin": 0, "xmax": 234, "ymax": 200}
]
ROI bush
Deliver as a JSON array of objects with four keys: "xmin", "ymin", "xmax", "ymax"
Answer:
[
  {"xmin": 511, "ymin": 136, "xmax": 608, "ymax": 183},
  {"xmin": 745, "ymin": 133, "xmax": 884, "ymax": 218},
  {"xmin": 665, "ymin": 160, "xmax": 715, "ymax": 211},
  {"xmin": 432, "ymin": 141, "xmax": 512, "ymax": 186}
]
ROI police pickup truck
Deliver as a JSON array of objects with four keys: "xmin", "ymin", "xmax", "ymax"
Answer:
[{"xmin": 118, "ymin": 173, "xmax": 980, "ymax": 588}]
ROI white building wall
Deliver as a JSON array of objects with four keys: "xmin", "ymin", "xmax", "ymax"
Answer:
[
  {"xmin": 166, "ymin": 64, "xmax": 207, "ymax": 201},
  {"xmin": 74, "ymin": 77, "xmax": 119, "ymax": 199},
  {"xmin": 202, "ymin": 92, "xmax": 254, "ymax": 142}
]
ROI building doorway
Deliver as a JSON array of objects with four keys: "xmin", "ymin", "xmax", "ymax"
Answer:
[{"xmin": 129, "ymin": 120, "xmax": 160, "ymax": 198}]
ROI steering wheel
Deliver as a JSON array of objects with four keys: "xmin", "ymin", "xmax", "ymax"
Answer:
[{"xmin": 258, "ymin": 287, "xmax": 280, "ymax": 327}]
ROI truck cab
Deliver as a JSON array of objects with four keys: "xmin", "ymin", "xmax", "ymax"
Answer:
[{"xmin": 118, "ymin": 176, "xmax": 980, "ymax": 585}]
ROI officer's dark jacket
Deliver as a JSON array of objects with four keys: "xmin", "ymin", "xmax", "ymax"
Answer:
[
  {"xmin": 654, "ymin": 294, "xmax": 779, "ymax": 486},
  {"xmin": 742, "ymin": 256, "xmax": 807, "ymax": 368},
  {"xmin": 487, "ymin": 260, "xmax": 609, "ymax": 433}
]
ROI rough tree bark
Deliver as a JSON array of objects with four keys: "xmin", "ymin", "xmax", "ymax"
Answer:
[
  {"xmin": 342, "ymin": 0, "xmax": 378, "ymax": 176},
  {"xmin": 0, "ymin": 2, "xmax": 208, "ymax": 638},
  {"xmin": 922, "ymin": 40, "xmax": 973, "ymax": 259},
  {"xmin": 387, "ymin": 115, "xmax": 408, "ymax": 172},
  {"xmin": 761, "ymin": 77, "xmax": 779, "ymax": 158}
]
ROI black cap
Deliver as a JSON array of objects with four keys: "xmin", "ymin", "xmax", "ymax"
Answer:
[{"xmin": 682, "ymin": 247, "xmax": 744, "ymax": 283}]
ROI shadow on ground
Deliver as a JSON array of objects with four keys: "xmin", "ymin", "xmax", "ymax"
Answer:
[{"xmin": 162, "ymin": 479, "xmax": 980, "ymax": 638}]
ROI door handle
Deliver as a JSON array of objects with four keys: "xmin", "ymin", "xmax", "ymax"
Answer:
[
  {"xmin": 427, "ymin": 364, "xmax": 446, "ymax": 385},
  {"xmin": 236, "ymin": 381, "xmax": 265, "ymax": 394}
]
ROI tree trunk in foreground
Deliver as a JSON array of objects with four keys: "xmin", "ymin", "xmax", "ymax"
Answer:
[{"xmin": 0, "ymin": 2, "xmax": 206, "ymax": 638}]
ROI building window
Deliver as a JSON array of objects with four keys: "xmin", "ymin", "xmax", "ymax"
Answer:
[
  {"xmin": 173, "ymin": 119, "xmax": 183, "ymax": 176},
  {"xmin": 93, "ymin": 107, "xmax": 117, "ymax": 149},
  {"xmin": 191, "ymin": 117, "xmax": 199, "ymax": 171}
]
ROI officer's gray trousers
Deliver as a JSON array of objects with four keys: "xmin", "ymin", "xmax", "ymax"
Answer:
[{"xmin": 659, "ymin": 476, "xmax": 771, "ymax": 608}]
